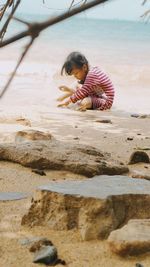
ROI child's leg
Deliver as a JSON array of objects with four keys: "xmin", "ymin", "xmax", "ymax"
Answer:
[
  {"xmin": 91, "ymin": 96, "xmax": 113, "ymax": 110},
  {"xmin": 79, "ymin": 97, "xmax": 92, "ymax": 110}
]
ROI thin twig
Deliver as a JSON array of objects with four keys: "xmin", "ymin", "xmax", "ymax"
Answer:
[
  {"xmin": 0, "ymin": 0, "xmax": 14, "ymax": 21},
  {"xmin": 69, "ymin": 0, "xmax": 87, "ymax": 11},
  {"xmin": 0, "ymin": 38, "xmax": 35, "ymax": 98},
  {"xmin": 0, "ymin": 0, "xmax": 21, "ymax": 41}
]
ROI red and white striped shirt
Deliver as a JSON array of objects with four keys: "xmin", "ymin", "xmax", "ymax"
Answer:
[{"xmin": 70, "ymin": 66, "xmax": 115, "ymax": 110}]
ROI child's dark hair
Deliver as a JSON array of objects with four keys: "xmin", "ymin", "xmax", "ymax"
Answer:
[{"xmin": 61, "ymin": 52, "xmax": 88, "ymax": 75}]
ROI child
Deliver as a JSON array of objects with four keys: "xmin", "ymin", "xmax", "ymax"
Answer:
[{"xmin": 58, "ymin": 52, "xmax": 115, "ymax": 111}]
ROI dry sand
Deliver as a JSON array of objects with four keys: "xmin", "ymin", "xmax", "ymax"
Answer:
[{"xmin": 0, "ymin": 107, "xmax": 150, "ymax": 267}]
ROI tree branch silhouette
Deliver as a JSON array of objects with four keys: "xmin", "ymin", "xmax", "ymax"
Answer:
[
  {"xmin": 0, "ymin": 0, "xmax": 21, "ymax": 41},
  {"xmin": 0, "ymin": 0, "xmax": 109, "ymax": 48}
]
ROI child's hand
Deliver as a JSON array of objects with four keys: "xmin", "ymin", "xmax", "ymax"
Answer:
[
  {"xmin": 57, "ymin": 99, "xmax": 71, "ymax": 107},
  {"xmin": 57, "ymin": 92, "xmax": 71, "ymax": 102},
  {"xmin": 59, "ymin": 85, "xmax": 75, "ymax": 94}
]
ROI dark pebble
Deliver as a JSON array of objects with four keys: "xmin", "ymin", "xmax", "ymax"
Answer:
[
  {"xmin": 130, "ymin": 113, "xmax": 140, "ymax": 118},
  {"xmin": 127, "ymin": 137, "xmax": 134, "ymax": 141},
  {"xmin": 33, "ymin": 245, "xmax": 57, "ymax": 265},
  {"xmin": 73, "ymin": 137, "xmax": 79, "ymax": 140},
  {"xmin": 95, "ymin": 119, "xmax": 112, "ymax": 124},
  {"xmin": 32, "ymin": 169, "xmax": 46, "ymax": 176},
  {"xmin": 129, "ymin": 151, "xmax": 150, "ymax": 164},
  {"xmin": 135, "ymin": 263, "xmax": 144, "ymax": 267}
]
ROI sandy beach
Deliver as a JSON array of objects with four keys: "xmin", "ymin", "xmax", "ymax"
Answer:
[
  {"xmin": 0, "ymin": 16, "xmax": 150, "ymax": 267},
  {"xmin": 0, "ymin": 102, "xmax": 150, "ymax": 266}
]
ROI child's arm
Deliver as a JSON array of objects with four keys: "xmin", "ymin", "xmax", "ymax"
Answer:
[
  {"xmin": 57, "ymin": 98, "xmax": 71, "ymax": 107},
  {"xmin": 57, "ymin": 85, "xmax": 75, "ymax": 101}
]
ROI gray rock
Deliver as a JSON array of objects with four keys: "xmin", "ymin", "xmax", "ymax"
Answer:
[
  {"xmin": 33, "ymin": 245, "xmax": 57, "ymax": 265},
  {"xmin": 22, "ymin": 175, "xmax": 150, "ymax": 241}
]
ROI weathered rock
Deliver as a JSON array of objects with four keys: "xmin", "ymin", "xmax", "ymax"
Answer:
[
  {"xmin": 108, "ymin": 219, "xmax": 150, "ymax": 256},
  {"xmin": 129, "ymin": 151, "xmax": 150, "ymax": 164},
  {"xmin": 0, "ymin": 140, "xmax": 128, "ymax": 177},
  {"xmin": 33, "ymin": 245, "xmax": 57, "ymax": 265},
  {"xmin": 132, "ymin": 171, "xmax": 150, "ymax": 181},
  {"xmin": 15, "ymin": 129, "xmax": 53, "ymax": 142},
  {"xmin": 22, "ymin": 176, "xmax": 150, "ymax": 241}
]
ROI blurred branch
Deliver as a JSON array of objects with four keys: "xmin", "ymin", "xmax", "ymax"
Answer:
[
  {"xmin": 141, "ymin": 0, "xmax": 150, "ymax": 21},
  {"xmin": 69, "ymin": 0, "xmax": 87, "ymax": 11},
  {"xmin": 0, "ymin": 0, "xmax": 109, "ymax": 48},
  {"xmin": 0, "ymin": 0, "xmax": 15, "ymax": 21},
  {"xmin": 141, "ymin": 9, "xmax": 150, "ymax": 21},
  {"xmin": 0, "ymin": 38, "xmax": 34, "ymax": 98},
  {"xmin": 0, "ymin": 0, "xmax": 21, "ymax": 41}
]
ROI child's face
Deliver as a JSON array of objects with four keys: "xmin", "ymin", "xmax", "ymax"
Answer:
[{"xmin": 71, "ymin": 64, "xmax": 88, "ymax": 81}]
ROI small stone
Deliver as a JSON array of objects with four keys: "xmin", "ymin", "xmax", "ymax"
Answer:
[
  {"xmin": 29, "ymin": 238, "xmax": 53, "ymax": 252},
  {"xmin": 32, "ymin": 169, "xmax": 46, "ymax": 176},
  {"xmin": 127, "ymin": 137, "xmax": 134, "ymax": 141},
  {"xmin": 129, "ymin": 151, "xmax": 150, "ymax": 164},
  {"xmin": 73, "ymin": 137, "xmax": 79, "ymax": 140},
  {"xmin": 130, "ymin": 113, "xmax": 140, "ymax": 118},
  {"xmin": 139, "ymin": 114, "xmax": 148, "ymax": 119},
  {"xmin": 135, "ymin": 264, "xmax": 144, "ymax": 267},
  {"xmin": 95, "ymin": 119, "xmax": 112, "ymax": 124},
  {"xmin": 33, "ymin": 245, "xmax": 57, "ymax": 265}
]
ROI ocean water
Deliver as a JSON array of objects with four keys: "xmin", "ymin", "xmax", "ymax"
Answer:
[{"xmin": 0, "ymin": 14, "xmax": 150, "ymax": 114}]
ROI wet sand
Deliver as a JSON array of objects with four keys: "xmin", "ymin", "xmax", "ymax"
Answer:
[{"xmin": 0, "ymin": 105, "xmax": 150, "ymax": 266}]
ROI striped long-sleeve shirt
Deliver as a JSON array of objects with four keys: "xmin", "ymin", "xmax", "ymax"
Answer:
[{"xmin": 70, "ymin": 66, "xmax": 115, "ymax": 110}]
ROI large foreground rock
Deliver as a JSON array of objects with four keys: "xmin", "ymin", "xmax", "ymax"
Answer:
[
  {"xmin": 0, "ymin": 138, "xmax": 128, "ymax": 177},
  {"xmin": 108, "ymin": 219, "xmax": 150, "ymax": 256},
  {"xmin": 22, "ymin": 175, "xmax": 150, "ymax": 241}
]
